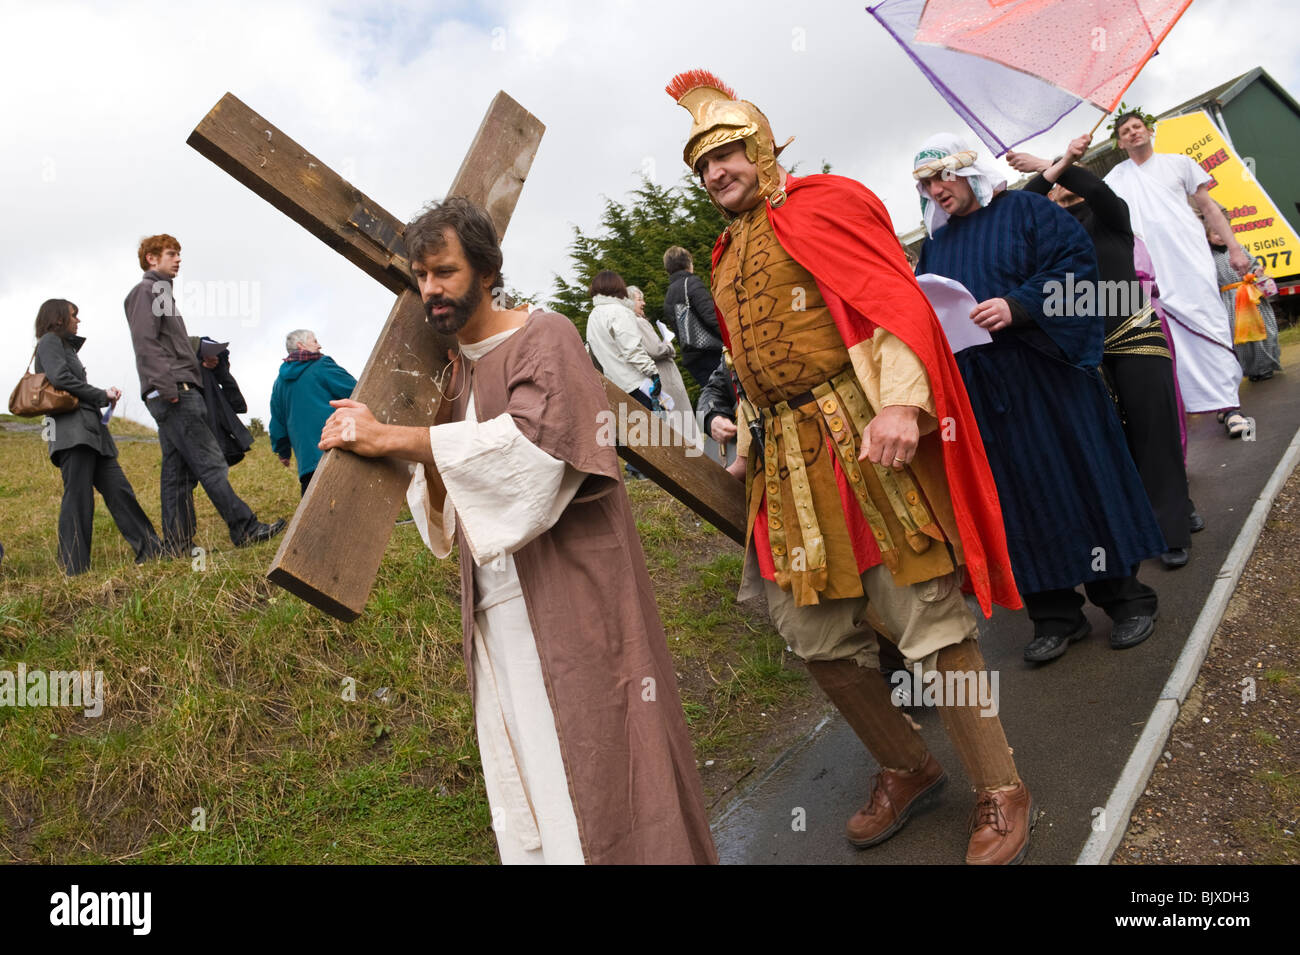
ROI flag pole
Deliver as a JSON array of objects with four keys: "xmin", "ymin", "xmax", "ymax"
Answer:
[
  {"xmin": 1088, "ymin": 109, "xmax": 1111, "ymax": 138},
  {"xmin": 1089, "ymin": 2, "xmax": 1195, "ymax": 139}
]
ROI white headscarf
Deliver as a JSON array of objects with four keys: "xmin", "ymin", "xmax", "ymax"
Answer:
[{"xmin": 913, "ymin": 133, "xmax": 1007, "ymax": 237}]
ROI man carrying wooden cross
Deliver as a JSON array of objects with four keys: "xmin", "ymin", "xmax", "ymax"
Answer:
[{"xmin": 318, "ymin": 197, "xmax": 716, "ymax": 865}]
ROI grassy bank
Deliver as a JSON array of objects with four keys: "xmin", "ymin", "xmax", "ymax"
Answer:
[{"xmin": 0, "ymin": 415, "xmax": 809, "ymax": 863}]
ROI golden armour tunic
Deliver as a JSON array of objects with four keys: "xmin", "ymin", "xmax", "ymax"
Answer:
[{"xmin": 713, "ymin": 203, "xmax": 963, "ymax": 607}]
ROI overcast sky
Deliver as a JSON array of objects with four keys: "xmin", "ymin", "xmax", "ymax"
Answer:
[{"xmin": 3, "ymin": 0, "xmax": 1296, "ymax": 429}]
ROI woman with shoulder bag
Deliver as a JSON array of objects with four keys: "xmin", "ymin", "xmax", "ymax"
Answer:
[
  {"xmin": 33, "ymin": 299, "xmax": 163, "ymax": 575},
  {"xmin": 662, "ymin": 246, "xmax": 723, "ymax": 390}
]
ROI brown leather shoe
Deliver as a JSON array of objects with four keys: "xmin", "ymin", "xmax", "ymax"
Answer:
[
  {"xmin": 846, "ymin": 752, "xmax": 946, "ymax": 848},
  {"xmin": 966, "ymin": 782, "xmax": 1035, "ymax": 865}
]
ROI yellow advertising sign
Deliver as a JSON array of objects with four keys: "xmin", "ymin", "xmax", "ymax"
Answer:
[{"xmin": 1155, "ymin": 110, "xmax": 1300, "ymax": 277}]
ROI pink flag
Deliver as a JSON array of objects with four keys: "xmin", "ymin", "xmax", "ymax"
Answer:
[{"xmin": 914, "ymin": 0, "xmax": 1193, "ymax": 111}]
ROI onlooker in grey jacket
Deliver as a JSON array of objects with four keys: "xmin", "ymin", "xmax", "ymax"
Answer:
[
  {"xmin": 33, "ymin": 298, "xmax": 162, "ymax": 575},
  {"xmin": 662, "ymin": 245, "xmax": 723, "ymax": 391},
  {"xmin": 124, "ymin": 234, "xmax": 284, "ymax": 555}
]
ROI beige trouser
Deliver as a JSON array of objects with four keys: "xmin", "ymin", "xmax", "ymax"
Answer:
[{"xmin": 762, "ymin": 562, "xmax": 978, "ymax": 671}]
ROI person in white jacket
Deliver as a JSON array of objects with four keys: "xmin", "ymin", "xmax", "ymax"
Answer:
[{"xmin": 585, "ymin": 270, "xmax": 661, "ymax": 408}]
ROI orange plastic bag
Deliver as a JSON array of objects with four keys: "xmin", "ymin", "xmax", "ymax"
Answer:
[{"xmin": 1222, "ymin": 275, "xmax": 1267, "ymax": 344}]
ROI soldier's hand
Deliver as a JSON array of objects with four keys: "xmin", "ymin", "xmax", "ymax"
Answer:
[
  {"xmin": 725, "ymin": 454, "xmax": 746, "ymax": 482},
  {"xmin": 711, "ymin": 417, "xmax": 738, "ymax": 443},
  {"xmin": 321, "ymin": 399, "xmax": 386, "ymax": 457},
  {"xmin": 860, "ymin": 405, "xmax": 920, "ymax": 471},
  {"xmin": 970, "ymin": 298, "xmax": 1013, "ymax": 331}
]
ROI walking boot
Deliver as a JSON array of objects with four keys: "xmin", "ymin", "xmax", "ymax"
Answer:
[
  {"xmin": 804, "ymin": 659, "xmax": 935, "ymax": 848},
  {"xmin": 847, "ymin": 752, "xmax": 947, "ymax": 848},
  {"xmin": 966, "ymin": 782, "xmax": 1035, "ymax": 865}
]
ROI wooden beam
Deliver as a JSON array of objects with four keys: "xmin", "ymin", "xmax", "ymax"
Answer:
[
  {"xmin": 602, "ymin": 380, "xmax": 746, "ymax": 544},
  {"xmin": 263, "ymin": 289, "xmax": 442, "ymax": 620},
  {"xmin": 186, "ymin": 91, "xmax": 544, "ymax": 296},
  {"xmin": 187, "ymin": 92, "xmax": 412, "ymax": 296}
]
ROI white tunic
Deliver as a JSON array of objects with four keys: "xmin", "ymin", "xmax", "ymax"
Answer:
[
  {"xmin": 406, "ymin": 326, "xmax": 588, "ymax": 864},
  {"xmin": 1105, "ymin": 154, "xmax": 1242, "ymax": 412}
]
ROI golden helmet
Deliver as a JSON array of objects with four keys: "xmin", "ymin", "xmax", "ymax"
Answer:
[{"xmin": 666, "ymin": 70, "xmax": 792, "ymax": 214}]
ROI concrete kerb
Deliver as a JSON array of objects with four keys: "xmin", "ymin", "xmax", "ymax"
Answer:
[
  {"xmin": 710, "ymin": 713, "xmax": 832, "ymax": 838},
  {"xmin": 1076, "ymin": 420, "xmax": 1300, "ymax": 865}
]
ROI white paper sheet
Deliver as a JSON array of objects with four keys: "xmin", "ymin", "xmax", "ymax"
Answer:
[{"xmin": 916, "ymin": 273, "xmax": 993, "ymax": 353}]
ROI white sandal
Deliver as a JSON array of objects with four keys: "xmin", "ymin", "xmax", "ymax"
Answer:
[{"xmin": 1224, "ymin": 412, "xmax": 1249, "ymax": 438}]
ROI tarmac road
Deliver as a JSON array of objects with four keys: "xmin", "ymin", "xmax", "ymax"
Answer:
[{"xmin": 712, "ymin": 351, "xmax": 1298, "ymax": 865}]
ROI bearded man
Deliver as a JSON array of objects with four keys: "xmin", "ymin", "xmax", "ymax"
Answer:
[
  {"xmin": 319, "ymin": 197, "xmax": 715, "ymax": 865},
  {"xmin": 667, "ymin": 70, "xmax": 1031, "ymax": 864}
]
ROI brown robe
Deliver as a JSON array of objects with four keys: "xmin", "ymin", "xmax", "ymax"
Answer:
[{"xmin": 445, "ymin": 309, "xmax": 717, "ymax": 865}]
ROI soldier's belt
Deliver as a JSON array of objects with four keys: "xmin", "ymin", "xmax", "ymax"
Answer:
[{"xmin": 761, "ymin": 367, "xmax": 936, "ymax": 581}]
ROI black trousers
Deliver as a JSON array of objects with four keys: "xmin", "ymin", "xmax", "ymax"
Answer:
[
  {"xmin": 622, "ymin": 389, "xmax": 654, "ymax": 478},
  {"xmin": 299, "ymin": 470, "xmax": 314, "ymax": 497},
  {"xmin": 682, "ymin": 349, "xmax": 722, "ymax": 393},
  {"xmin": 1104, "ymin": 353, "xmax": 1191, "ymax": 549},
  {"xmin": 146, "ymin": 389, "xmax": 259, "ymax": 551},
  {"xmin": 53, "ymin": 446, "xmax": 162, "ymax": 576},
  {"xmin": 1023, "ymin": 569, "xmax": 1158, "ymax": 637}
]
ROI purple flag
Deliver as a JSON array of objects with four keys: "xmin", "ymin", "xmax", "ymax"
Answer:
[{"xmin": 868, "ymin": 0, "xmax": 1086, "ymax": 155}]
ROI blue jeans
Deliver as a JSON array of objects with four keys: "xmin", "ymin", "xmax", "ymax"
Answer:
[{"xmin": 146, "ymin": 389, "xmax": 258, "ymax": 550}]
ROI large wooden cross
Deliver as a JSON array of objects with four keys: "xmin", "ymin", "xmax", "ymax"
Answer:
[{"xmin": 187, "ymin": 92, "xmax": 745, "ymax": 621}]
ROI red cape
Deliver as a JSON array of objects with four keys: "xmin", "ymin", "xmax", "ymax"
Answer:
[{"xmin": 711, "ymin": 173, "xmax": 1021, "ymax": 615}]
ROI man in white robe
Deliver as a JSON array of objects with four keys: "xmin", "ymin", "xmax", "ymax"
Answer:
[
  {"xmin": 318, "ymin": 197, "xmax": 717, "ymax": 865},
  {"xmin": 1105, "ymin": 110, "xmax": 1255, "ymax": 436}
]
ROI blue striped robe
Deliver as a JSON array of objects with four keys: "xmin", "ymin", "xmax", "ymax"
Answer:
[{"xmin": 917, "ymin": 190, "xmax": 1164, "ymax": 594}]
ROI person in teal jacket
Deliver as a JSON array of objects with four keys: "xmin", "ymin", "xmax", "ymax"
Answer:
[{"xmin": 269, "ymin": 329, "xmax": 357, "ymax": 495}]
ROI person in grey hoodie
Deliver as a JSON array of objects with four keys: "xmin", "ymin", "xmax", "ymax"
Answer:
[
  {"xmin": 33, "ymin": 298, "xmax": 163, "ymax": 575},
  {"xmin": 269, "ymin": 329, "xmax": 357, "ymax": 495},
  {"xmin": 123, "ymin": 234, "xmax": 284, "ymax": 555}
]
